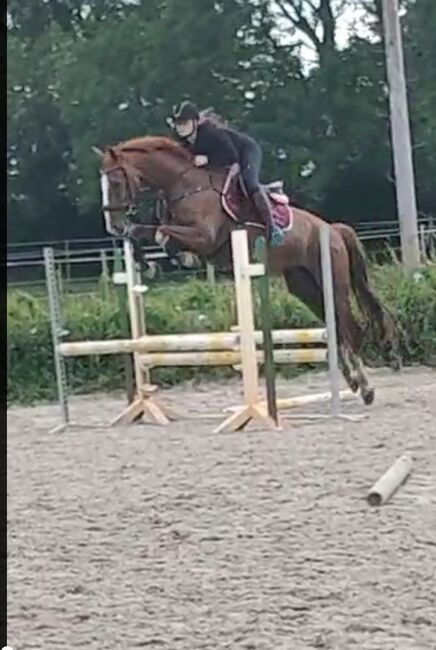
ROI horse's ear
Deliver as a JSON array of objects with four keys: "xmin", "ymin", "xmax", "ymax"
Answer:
[
  {"xmin": 108, "ymin": 147, "xmax": 117, "ymax": 160},
  {"xmin": 92, "ymin": 146, "xmax": 104, "ymax": 160}
]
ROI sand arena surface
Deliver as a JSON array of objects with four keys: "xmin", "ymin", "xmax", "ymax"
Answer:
[{"xmin": 7, "ymin": 367, "xmax": 436, "ymax": 649}]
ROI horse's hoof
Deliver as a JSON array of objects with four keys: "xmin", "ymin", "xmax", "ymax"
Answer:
[
  {"xmin": 177, "ymin": 251, "xmax": 201, "ymax": 268},
  {"xmin": 362, "ymin": 387, "xmax": 375, "ymax": 405},
  {"xmin": 350, "ymin": 378, "xmax": 360, "ymax": 393}
]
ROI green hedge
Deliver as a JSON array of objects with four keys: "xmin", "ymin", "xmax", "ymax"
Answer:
[{"xmin": 7, "ymin": 265, "xmax": 436, "ymax": 404}]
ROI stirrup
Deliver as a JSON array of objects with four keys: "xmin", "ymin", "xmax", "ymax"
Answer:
[{"xmin": 271, "ymin": 224, "xmax": 285, "ymax": 246}]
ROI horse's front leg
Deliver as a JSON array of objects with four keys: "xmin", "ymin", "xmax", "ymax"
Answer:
[
  {"xmin": 124, "ymin": 222, "xmax": 167, "ymax": 268},
  {"xmin": 158, "ymin": 224, "xmax": 216, "ymax": 257}
]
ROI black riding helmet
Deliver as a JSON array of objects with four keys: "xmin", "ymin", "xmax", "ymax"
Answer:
[{"xmin": 172, "ymin": 100, "xmax": 200, "ymax": 124}]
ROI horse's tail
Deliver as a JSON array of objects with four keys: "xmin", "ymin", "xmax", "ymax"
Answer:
[{"xmin": 332, "ymin": 223, "xmax": 402, "ymax": 360}]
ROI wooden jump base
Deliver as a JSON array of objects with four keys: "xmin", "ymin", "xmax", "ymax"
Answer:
[
  {"xmin": 45, "ymin": 223, "xmax": 354, "ymax": 433},
  {"xmin": 367, "ymin": 454, "xmax": 413, "ymax": 506}
]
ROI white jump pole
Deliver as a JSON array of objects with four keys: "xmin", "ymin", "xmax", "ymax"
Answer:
[
  {"xmin": 124, "ymin": 239, "xmax": 148, "ymax": 389},
  {"xmin": 137, "ymin": 349, "xmax": 327, "ymax": 367},
  {"xmin": 232, "ymin": 229, "xmax": 259, "ymax": 404},
  {"xmin": 58, "ymin": 328, "xmax": 327, "ymax": 356},
  {"xmin": 367, "ymin": 454, "xmax": 413, "ymax": 506},
  {"xmin": 320, "ymin": 223, "xmax": 341, "ymax": 415}
]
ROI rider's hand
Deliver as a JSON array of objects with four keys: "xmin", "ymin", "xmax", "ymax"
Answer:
[{"xmin": 194, "ymin": 155, "xmax": 208, "ymax": 167}]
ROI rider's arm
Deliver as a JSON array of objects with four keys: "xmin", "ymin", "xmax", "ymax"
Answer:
[{"xmin": 193, "ymin": 123, "xmax": 239, "ymax": 166}]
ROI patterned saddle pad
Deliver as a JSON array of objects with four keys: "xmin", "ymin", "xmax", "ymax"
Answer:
[{"xmin": 221, "ymin": 166, "xmax": 293, "ymax": 231}]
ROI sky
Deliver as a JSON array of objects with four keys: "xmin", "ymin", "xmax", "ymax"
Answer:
[{"xmin": 336, "ymin": 3, "xmax": 374, "ymax": 46}]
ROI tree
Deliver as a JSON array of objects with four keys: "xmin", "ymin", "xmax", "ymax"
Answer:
[
  {"xmin": 55, "ymin": 0, "xmax": 304, "ymax": 208},
  {"xmin": 7, "ymin": 28, "xmax": 79, "ymax": 241},
  {"xmin": 270, "ymin": 0, "xmax": 360, "ymax": 66},
  {"xmin": 7, "ymin": 0, "xmax": 141, "ymax": 38},
  {"xmin": 7, "ymin": 1, "xmax": 161, "ymax": 240},
  {"xmin": 6, "ymin": 0, "xmax": 436, "ymax": 243}
]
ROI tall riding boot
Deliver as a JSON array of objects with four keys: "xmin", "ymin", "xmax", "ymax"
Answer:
[{"xmin": 251, "ymin": 188, "xmax": 284, "ymax": 245}]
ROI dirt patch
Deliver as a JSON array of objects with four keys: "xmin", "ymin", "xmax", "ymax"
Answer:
[{"xmin": 7, "ymin": 367, "xmax": 436, "ymax": 649}]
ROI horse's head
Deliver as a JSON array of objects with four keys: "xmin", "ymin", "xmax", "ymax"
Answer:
[
  {"xmin": 94, "ymin": 136, "xmax": 193, "ymax": 237},
  {"xmin": 93, "ymin": 145, "xmax": 143, "ymax": 237}
]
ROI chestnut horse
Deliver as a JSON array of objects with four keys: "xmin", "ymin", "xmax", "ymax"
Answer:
[{"xmin": 94, "ymin": 135, "xmax": 401, "ymax": 405}]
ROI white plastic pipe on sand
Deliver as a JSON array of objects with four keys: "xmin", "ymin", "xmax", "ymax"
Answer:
[{"xmin": 367, "ymin": 454, "xmax": 413, "ymax": 506}]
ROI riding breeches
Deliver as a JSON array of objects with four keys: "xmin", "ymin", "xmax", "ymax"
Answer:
[{"xmin": 239, "ymin": 142, "xmax": 262, "ymax": 195}]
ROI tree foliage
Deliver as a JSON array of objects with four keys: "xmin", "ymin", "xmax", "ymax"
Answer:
[{"xmin": 7, "ymin": 0, "xmax": 436, "ymax": 242}]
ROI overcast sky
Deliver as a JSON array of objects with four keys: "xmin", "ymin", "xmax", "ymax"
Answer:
[{"xmin": 337, "ymin": 2, "xmax": 374, "ymax": 46}]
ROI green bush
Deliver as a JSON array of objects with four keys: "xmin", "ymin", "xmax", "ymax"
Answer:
[{"xmin": 7, "ymin": 265, "xmax": 436, "ymax": 404}]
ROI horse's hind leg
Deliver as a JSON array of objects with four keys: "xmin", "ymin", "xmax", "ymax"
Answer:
[
  {"xmin": 322, "ymin": 241, "xmax": 376, "ymax": 406},
  {"xmin": 338, "ymin": 344, "xmax": 360, "ymax": 394},
  {"xmin": 283, "ymin": 268, "xmax": 361, "ymax": 396},
  {"xmin": 333, "ymin": 282, "xmax": 375, "ymax": 405},
  {"xmin": 344, "ymin": 346, "xmax": 375, "ymax": 405}
]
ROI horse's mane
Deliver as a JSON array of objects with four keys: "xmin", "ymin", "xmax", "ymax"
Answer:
[{"xmin": 117, "ymin": 135, "xmax": 192, "ymax": 160}]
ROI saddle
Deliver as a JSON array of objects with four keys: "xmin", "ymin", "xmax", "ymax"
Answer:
[{"xmin": 221, "ymin": 165, "xmax": 293, "ymax": 231}]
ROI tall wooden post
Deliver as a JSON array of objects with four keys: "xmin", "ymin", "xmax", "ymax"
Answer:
[
  {"xmin": 381, "ymin": 0, "xmax": 420, "ymax": 269},
  {"xmin": 112, "ymin": 247, "xmax": 135, "ymax": 404},
  {"xmin": 256, "ymin": 237, "xmax": 278, "ymax": 425},
  {"xmin": 214, "ymin": 229, "xmax": 279, "ymax": 433},
  {"xmin": 109, "ymin": 240, "xmax": 171, "ymax": 426}
]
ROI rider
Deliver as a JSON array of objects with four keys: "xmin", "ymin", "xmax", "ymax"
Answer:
[{"xmin": 167, "ymin": 100, "xmax": 284, "ymax": 245}]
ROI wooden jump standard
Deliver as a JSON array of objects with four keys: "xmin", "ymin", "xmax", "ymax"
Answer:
[{"xmin": 45, "ymin": 224, "xmax": 351, "ymax": 432}]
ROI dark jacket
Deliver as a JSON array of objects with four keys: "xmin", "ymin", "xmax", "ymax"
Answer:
[{"xmin": 180, "ymin": 121, "xmax": 259, "ymax": 168}]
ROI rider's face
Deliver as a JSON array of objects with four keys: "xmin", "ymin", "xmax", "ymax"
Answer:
[{"xmin": 175, "ymin": 119, "xmax": 196, "ymax": 138}]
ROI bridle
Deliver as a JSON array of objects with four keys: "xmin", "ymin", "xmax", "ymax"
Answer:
[{"xmin": 101, "ymin": 163, "xmax": 138, "ymax": 215}]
